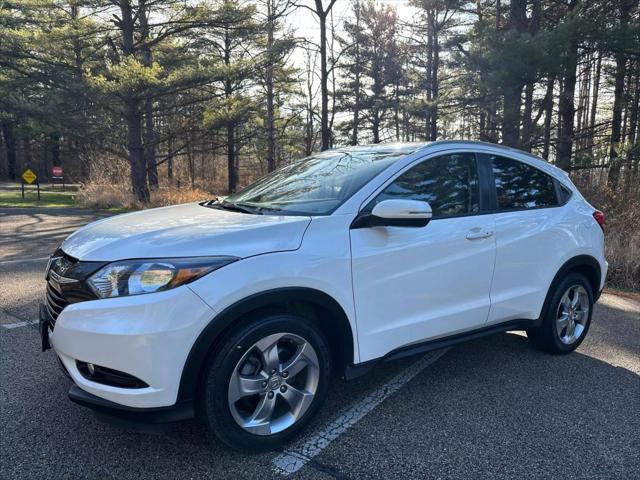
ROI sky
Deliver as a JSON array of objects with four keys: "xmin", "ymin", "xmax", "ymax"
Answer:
[
  {"xmin": 290, "ymin": 0, "xmax": 417, "ymax": 39},
  {"xmin": 285, "ymin": 0, "xmax": 419, "ymax": 89}
]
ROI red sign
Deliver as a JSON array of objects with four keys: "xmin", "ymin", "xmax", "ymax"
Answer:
[{"xmin": 52, "ymin": 166, "xmax": 63, "ymax": 177}]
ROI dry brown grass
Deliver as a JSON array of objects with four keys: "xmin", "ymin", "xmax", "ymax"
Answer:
[
  {"xmin": 149, "ymin": 186, "xmax": 213, "ymax": 207},
  {"xmin": 76, "ymin": 183, "xmax": 213, "ymax": 210},
  {"xmin": 572, "ymin": 172, "xmax": 640, "ymax": 291},
  {"xmin": 76, "ymin": 155, "xmax": 216, "ymax": 210},
  {"xmin": 76, "ymin": 183, "xmax": 136, "ymax": 210}
]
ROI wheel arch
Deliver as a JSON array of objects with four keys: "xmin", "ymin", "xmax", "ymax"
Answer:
[
  {"xmin": 541, "ymin": 255, "xmax": 602, "ymax": 318},
  {"xmin": 177, "ymin": 287, "xmax": 355, "ymax": 404}
]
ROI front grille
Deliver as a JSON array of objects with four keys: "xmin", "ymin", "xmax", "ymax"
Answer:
[
  {"xmin": 45, "ymin": 281, "xmax": 69, "ymax": 324},
  {"xmin": 44, "ymin": 249, "xmax": 106, "ymax": 327}
]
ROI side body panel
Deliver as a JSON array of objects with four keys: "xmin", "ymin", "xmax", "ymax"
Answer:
[
  {"xmin": 187, "ymin": 214, "xmax": 360, "ymax": 362},
  {"xmin": 348, "ymin": 149, "xmax": 498, "ymax": 362},
  {"xmin": 351, "ymin": 216, "xmax": 496, "ymax": 362},
  {"xmin": 487, "ymin": 179, "xmax": 607, "ymax": 324}
]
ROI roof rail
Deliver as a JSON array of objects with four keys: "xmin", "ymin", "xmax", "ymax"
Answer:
[{"xmin": 427, "ymin": 139, "xmax": 549, "ymax": 164}]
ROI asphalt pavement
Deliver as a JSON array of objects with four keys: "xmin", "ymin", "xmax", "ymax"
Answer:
[{"xmin": 1, "ymin": 206, "xmax": 639, "ymax": 480}]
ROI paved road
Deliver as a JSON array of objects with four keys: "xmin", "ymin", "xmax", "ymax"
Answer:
[{"xmin": 1, "ymin": 207, "xmax": 639, "ymax": 479}]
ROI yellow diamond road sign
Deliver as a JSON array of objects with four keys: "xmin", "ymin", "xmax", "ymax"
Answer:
[{"xmin": 22, "ymin": 169, "xmax": 37, "ymax": 184}]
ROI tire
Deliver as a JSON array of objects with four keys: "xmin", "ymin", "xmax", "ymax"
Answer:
[
  {"xmin": 200, "ymin": 313, "xmax": 331, "ymax": 451},
  {"xmin": 527, "ymin": 272, "xmax": 594, "ymax": 354}
]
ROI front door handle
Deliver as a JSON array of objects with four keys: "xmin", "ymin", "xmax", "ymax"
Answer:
[{"xmin": 466, "ymin": 227, "xmax": 494, "ymax": 240}]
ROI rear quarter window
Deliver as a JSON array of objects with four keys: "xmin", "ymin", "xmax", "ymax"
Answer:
[{"xmin": 558, "ymin": 183, "xmax": 573, "ymax": 204}]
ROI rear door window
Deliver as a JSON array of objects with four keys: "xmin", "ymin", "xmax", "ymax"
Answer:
[{"xmin": 490, "ymin": 155, "xmax": 558, "ymax": 210}]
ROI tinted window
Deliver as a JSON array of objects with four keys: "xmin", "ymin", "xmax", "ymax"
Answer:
[
  {"xmin": 558, "ymin": 183, "xmax": 572, "ymax": 204},
  {"xmin": 223, "ymin": 147, "xmax": 417, "ymax": 215},
  {"xmin": 491, "ymin": 155, "xmax": 558, "ymax": 210},
  {"xmin": 371, "ymin": 153, "xmax": 480, "ymax": 218}
]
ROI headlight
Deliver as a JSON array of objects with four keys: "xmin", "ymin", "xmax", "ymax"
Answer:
[{"xmin": 87, "ymin": 256, "xmax": 237, "ymax": 299}]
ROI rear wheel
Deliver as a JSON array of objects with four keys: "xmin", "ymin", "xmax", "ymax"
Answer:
[
  {"xmin": 527, "ymin": 272, "xmax": 594, "ymax": 354},
  {"xmin": 201, "ymin": 313, "xmax": 331, "ymax": 451}
]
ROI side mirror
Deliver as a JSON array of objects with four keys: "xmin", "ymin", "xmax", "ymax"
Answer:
[{"xmin": 351, "ymin": 199, "xmax": 433, "ymax": 229}]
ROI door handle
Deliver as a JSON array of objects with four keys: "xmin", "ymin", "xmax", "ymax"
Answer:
[{"xmin": 466, "ymin": 227, "xmax": 494, "ymax": 240}]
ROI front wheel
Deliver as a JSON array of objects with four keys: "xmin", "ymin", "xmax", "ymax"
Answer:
[
  {"xmin": 527, "ymin": 272, "xmax": 594, "ymax": 354},
  {"xmin": 200, "ymin": 313, "xmax": 331, "ymax": 451}
]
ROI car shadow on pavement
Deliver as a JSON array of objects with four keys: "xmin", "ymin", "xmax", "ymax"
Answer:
[
  {"xmin": 320, "ymin": 331, "xmax": 640, "ymax": 479},
  {"xmin": 2, "ymin": 321, "xmax": 638, "ymax": 479}
]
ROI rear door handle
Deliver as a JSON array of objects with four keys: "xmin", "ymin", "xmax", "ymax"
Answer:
[{"xmin": 466, "ymin": 227, "xmax": 494, "ymax": 240}]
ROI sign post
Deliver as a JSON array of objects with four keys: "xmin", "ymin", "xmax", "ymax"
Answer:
[
  {"xmin": 21, "ymin": 168, "xmax": 40, "ymax": 201},
  {"xmin": 51, "ymin": 166, "xmax": 64, "ymax": 191}
]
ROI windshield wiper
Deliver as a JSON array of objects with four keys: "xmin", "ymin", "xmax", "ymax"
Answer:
[
  {"xmin": 203, "ymin": 200, "xmax": 263, "ymax": 215},
  {"xmin": 225, "ymin": 202, "xmax": 263, "ymax": 215}
]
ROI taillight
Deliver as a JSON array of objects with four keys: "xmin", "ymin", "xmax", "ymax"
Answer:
[{"xmin": 593, "ymin": 210, "xmax": 605, "ymax": 230}]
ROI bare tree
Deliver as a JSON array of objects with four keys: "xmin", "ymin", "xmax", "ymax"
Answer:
[{"xmin": 297, "ymin": 0, "xmax": 337, "ymax": 150}]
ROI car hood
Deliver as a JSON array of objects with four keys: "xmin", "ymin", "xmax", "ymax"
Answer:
[{"xmin": 61, "ymin": 203, "xmax": 312, "ymax": 262}]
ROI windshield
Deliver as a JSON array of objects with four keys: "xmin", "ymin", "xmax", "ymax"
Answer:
[{"xmin": 222, "ymin": 147, "xmax": 417, "ymax": 215}]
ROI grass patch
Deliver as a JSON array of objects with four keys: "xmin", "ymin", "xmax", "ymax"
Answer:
[{"xmin": 0, "ymin": 189, "xmax": 77, "ymax": 208}]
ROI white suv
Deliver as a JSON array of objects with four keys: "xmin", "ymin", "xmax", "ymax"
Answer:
[{"xmin": 41, "ymin": 141, "xmax": 607, "ymax": 450}]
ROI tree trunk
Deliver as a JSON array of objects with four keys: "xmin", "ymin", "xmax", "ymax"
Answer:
[
  {"xmin": 139, "ymin": 3, "xmax": 158, "ymax": 189},
  {"xmin": 621, "ymin": 66, "xmax": 632, "ymax": 144},
  {"xmin": 476, "ymin": 1, "xmax": 488, "ymax": 142},
  {"xmin": 372, "ymin": 108, "xmax": 380, "ymax": 144},
  {"xmin": 580, "ymin": 54, "xmax": 592, "ymax": 152},
  {"xmin": 167, "ymin": 135, "xmax": 173, "ymax": 182},
  {"xmin": 430, "ymin": 12, "xmax": 439, "ymax": 141},
  {"xmin": 587, "ymin": 52, "xmax": 601, "ymax": 156},
  {"xmin": 575, "ymin": 55, "xmax": 588, "ymax": 152},
  {"xmin": 607, "ymin": 53, "xmax": 627, "ymax": 188},
  {"xmin": 224, "ymin": 29, "xmax": 237, "ymax": 193},
  {"xmin": 425, "ymin": 9, "xmax": 433, "ymax": 139},
  {"xmin": 265, "ymin": 0, "xmax": 276, "ymax": 171},
  {"xmin": 607, "ymin": 0, "xmax": 632, "ymax": 189},
  {"xmin": 49, "ymin": 133, "xmax": 61, "ymax": 167},
  {"xmin": 521, "ymin": 83, "xmax": 534, "ymax": 151},
  {"xmin": 628, "ymin": 60, "xmax": 640, "ymax": 144},
  {"xmin": 502, "ymin": 83, "xmax": 522, "ymax": 147},
  {"xmin": 305, "ymin": 57, "xmax": 314, "ymax": 156},
  {"xmin": 394, "ymin": 79, "xmax": 400, "ymax": 140},
  {"xmin": 542, "ymin": 76, "xmax": 555, "ymax": 160},
  {"xmin": 501, "ymin": 0, "xmax": 527, "ymax": 148},
  {"xmin": 144, "ymin": 99, "xmax": 158, "ymax": 188},
  {"xmin": 352, "ymin": 69, "xmax": 361, "ymax": 145},
  {"xmin": 227, "ymin": 123, "xmax": 237, "ymax": 193},
  {"xmin": 1, "ymin": 122, "xmax": 17, "ymax": 180},
  {"xmin": 119, "ymin": 0, "xmax": 149, "ymax": 202},
  {"xmin": 316, "ymin": 3, "xmax": 330, "ymax": 151},
  {"xmin": 125, "ymin": 100, "xmax": 150, "ymax": 203},
  {"xmin": 521, "ymin": 0, "xmax": 541, "ymax": 151},
  {"xmin": 350, "ymin": 2, "xmax": 362, "ymax": 146},
  {"xmin": 186, "ymin": 136, "xmax": 195, "ymax": 189},
  {"xmin": 23, "ymin": 138, "xmax": 33, "ymax": 169},
  {"xmin": 556, "ymin": 0, "xmax": 578, "ymax": 171}
]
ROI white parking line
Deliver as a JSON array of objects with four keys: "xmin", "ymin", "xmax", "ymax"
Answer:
[
  {"xmin": 0, "ymin": 256, "xmax": 49, "ymax": 266},
  {"xmin": 272, "ymin": 347, "xmax": 450, "ymax": 476},
  {"xmin": 1, "ymin": 320, "xmax": 39, "ymax": 329}
]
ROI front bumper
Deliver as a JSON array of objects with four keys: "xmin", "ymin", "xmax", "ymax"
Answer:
[
  {"xmin": 68, "ymin": 385, "xmax": 194, "ymax": 424},
  {"xmin": 44, "ymin": 285, "xmax": 217, "ymax": 410}
]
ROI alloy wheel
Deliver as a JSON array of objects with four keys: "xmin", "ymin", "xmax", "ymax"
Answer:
[
  {"xmin": 227, "ymin": 332, "xmax": 320, "ymax": 436},
  {"xmin": 556, "ymin": 285, "xmax": 590, "ymax": 345}
]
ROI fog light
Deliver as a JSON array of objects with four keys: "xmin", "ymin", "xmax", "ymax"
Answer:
[{"xmin": 76, "ymin": 360, "xmax": 149, "ymax": 389}]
